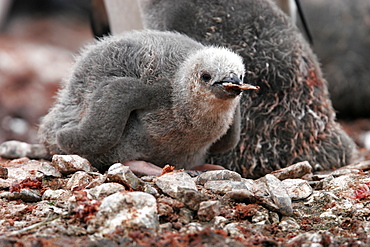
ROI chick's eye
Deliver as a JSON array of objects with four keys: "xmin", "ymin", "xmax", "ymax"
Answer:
[{"xmin": 201, "ymin": 73, "xmax": 212, "ymax": 82}]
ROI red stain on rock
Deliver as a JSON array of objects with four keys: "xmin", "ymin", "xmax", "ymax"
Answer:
[{"xmin": 10, "ymin": 178, "xmax": 43, "ymax": 193}]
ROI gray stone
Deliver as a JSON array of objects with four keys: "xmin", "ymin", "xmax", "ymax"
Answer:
[
  {"xmin": 339, "ymin": 160, "xmax": 370, "ymax": 171},
  {"xmin": 155, "ymin": 172, "xmax": 197, "ymax": 198},
  {"xmin": 288, "ymin": 232, "xmax": 334, "ymax": 246},
  {"xmin": 224, "ymin": 223, "xmax": 245, "ymax": 238},
  {"xmin": 87, "ymin": 183, "xmax": 125, "ymax": 199},
  {"xmin": 107, "ymin": 163, "xmax": 145, "ymax": 190},
  {"xmin": 304, "ymin": 191, "xmax": 339, "ymax": 207},
  {"xmin": 270, "ymin": 211, "xmax": 281, "ymax": 224},
  {"xmin": 0, "ymin": 189, "xmax": 41, "ymax": 202},
  {"xmin": 313, "ymin": 175, "xmax": 334, "ymax": 190},
  {"xmin": 279, "ymin": 217, "xmax": 300, "ymax": 231},
  {"xmin": 157, "ymin": 202, "xmax": 174, "ymax": 217},
  {"xmin": 142, "ymin": 183, "xmax": 158, "ymax": 195},
  {"xmin": 197, "ymin": 200, "xmax": 221, "ymax": 221},
  {"xmin": 177, "ymin": 187, "xmax": 209, "ymax": 210},
  {"xmin": 204, "ymin": 180, "xmax": 247, "ymax": 195},
  {"xmin": 178, "ymin": 207, "xmax": 193, "ymax": 224},
  {"xmin": 0, "ymin": 140, "xmax": 49, "ymax": 159},
  {"xmin": 323, "ymin": 174, "xmax": 355, "ymax": 191},
  {"xmin": 251, "ymin": 207, "xmax": 270, "ymax": 224},
  {"xmin": 84, "ymin": 173, "xmax": 107, "ymax": 189},
  {"xmin": 42, "ymin": 189, "xmax": 73, "ymax": 201},
  {"xmin": 195, "ymin": 170, "xmax": 242, "ymax": 185},
  {"xmin": 38, "ymin": 162, "xmax": 62, "ymax": 178},
  {"xmin": 270, "ymin": 161, "xmax": 312, "ymax": 180},
  {"xmin": 88, "ymin": 191, "xmax": 158, "ymax": 235},
  {"xmin": 223, "ymin": 189, "xmax": 256, "ymax": 203},
  {"xmin": 4, "ymin": 158, "xmax": 43, "ymax": 182},
  {"xmin": 66, "ymin": 171, "xmax": 93, "ymax": 190},
  {"xmin": 0, "ymin": 179, "xmax": 12, "ymax": 189},
  {"xmin": 179, "ymin": 222, "xmax": 204, "ymax": 234},
  {"xmin": 213, "ymin": 216, "xmax": 228, "ymax": 228},
  {"xmin": 242, "ymin": 178, "xmax": 259, "ymax": 191},
  {"xmin": 51, "ymin": 155, "xmax": 94, "ymax": 175},
  {"xmin": 264, "ymin": 174, "xmax": 293, "ymax": 215},
  {"xmin": 282, "ymin": 179, "xmax": 313, "ymax": 200},
  {"xmin": 330, "ymin": 169, "xmax": 360, "ymax": 177}
]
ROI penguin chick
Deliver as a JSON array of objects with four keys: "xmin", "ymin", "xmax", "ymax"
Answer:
[
  {"xmin": 38, "ymin": 30, "xmax": 254, "ymax": 172},
  {"xmin": 139, "ymin": 0, "xmax": 357, "ymax": 178}
]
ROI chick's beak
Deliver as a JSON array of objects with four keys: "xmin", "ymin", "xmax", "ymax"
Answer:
[{"xmin": 220, "ymin": 73, "xmax": 242, "ymax": 85}]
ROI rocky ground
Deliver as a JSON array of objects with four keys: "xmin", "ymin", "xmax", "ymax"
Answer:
[
  {"xmin": 1, "ymin": 5, "xmax": 370, "ymax": 247},
  {"xmin": 0, "ymin": 152, "xmax": 370, "ymax": 246}
]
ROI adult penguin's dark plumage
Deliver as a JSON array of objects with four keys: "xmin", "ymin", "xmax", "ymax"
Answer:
[{"xmin": 139, "ymin": 0, "xmax": 357, "ymax": 178}]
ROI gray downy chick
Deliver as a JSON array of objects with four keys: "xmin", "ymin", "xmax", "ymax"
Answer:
[
  {"xmin": 139, "ymin": 0, "xmax": 357, "ymax": 178},
  {"xmin": 38, "ymin": 30, "xmax": 254, "ymax": 172}
]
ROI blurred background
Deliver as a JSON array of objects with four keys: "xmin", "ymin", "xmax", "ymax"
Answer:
[
  {"xmin": 0, "ymin": 0, "xmax": 93, "ymax": 144},
  {"xmin": 0, "ymin": 0, "xmax": 369, "ymax": 153}
]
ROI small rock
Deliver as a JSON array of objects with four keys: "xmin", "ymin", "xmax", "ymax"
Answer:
[
  {"xmin": 42, "ymin": 189, "xmax": 73, "ymax": 201},
  {"xmin": 88, "ymin": 191, "xmax": 158, "ymax": 235},
  {"xmin": 0, "ymin": 179, "xmax": 12, "ymax": 189},
  {"xmin": 251, "ymin": 207, "xmax": 270, "ymax": 224},
  {"xmin": 264, "ymin": 174, "xmax": 293, "ymax": 215},
  {"xmin": 323, "ymin": 174, "xmax": 354, "ymax": 191},
  {"xmin": 270, "ymin": 161, "xmax": 312, "ymax": 180},
  {"xmin": 157, "ymin": 196, "xmax": 185, "ymax": 209},
  {"xmin": 197, "ymin": 200, "xmax": 221, "ymax": 221},
  {"xmin": 282, "ymin": 179, "xmax": 313, "ymax": 200},
  {"xmin": 279, "ymin": 216, "xmax": 300, "ymax": 231},
  {"xmin": 19, "ymin": 189, "xmax": 42, "ymax": 202},
  {"xmin": 177, "ymin": 187, "xmax": 209, "ymax": 210},
  {"xmin": 242, "ymin": 178, "xmax": 258, "ymax": 191},
  {"xmin": 0, "ymin": 191, "xmax": 19, "ymax": 200},
  {"xmin": 204, "ymin": 180, "xmax": 247, "ymax": 195},
  {"xmin": 107, "ymin": 163, "xmax": 145, "ymax": 190},
  {"xmin": 224, "ymin": 223, "xmax": 245, "ymax": 237},
  {"xmin": 195, "ymin": 170, "xmax": 242, "ymax": 185},
  {"xmin": 179, "ymin": 222, "xmax": 204, "ymax": 234},
  {"xmin": 0, "ymin": 166, "xmax": 8, "ymax": 179},
  {"xmin": 87, "ymin": 183, "xmax": 125, "ymax": 199},
  {"xmin": 319, "ymin": 209, "xmax": 337, "ymax": 220},
  {"xmin": 213, "ymin": 216, "xmax": 228, "ymax": 228},
  {"xmin": 304, "ymin": 191, "xmax": 338, "ymax": 207},
  {"xmin": 0, "ymin": 140, "xmax": 49, "ymax": 159},
  {"xmin": 157, "ymin": 202, "xmax": 174, "ymax": 217},
  {"xmin": 312, "ymin": 175, "xmax": 334, "ymax": 190},
  {"xmin": 341, "ymin": 160, "xmax": 370, "ymax": 171},
  {"xmin": 3, "ymin": 159, "xmax": 43, "ymax": 181},
  {"xmin": 85, "ymin": 173, "xmax": 107, "ymax": 189},
  {"xmin": 66, "ymin": 171, "xmax": 93, "ymax": 190},
  {"xmin": 269, "ymin": 211, "xmax": 280, "ymax": 224},
  {"xmin": 178, "ymin": 207, "xmax": 193, "ymax": 224},
  {"xmin": 0, "ymin": 189, "xmax": 41, "ymax": 202},
  {"xmin": 223, "ymin": 189, "xmax": 256, "ymax": 203},
  {"xmin": 51, "ymin": 155, "xmax": 94, "ymax": 175},
  {"xmin": 140, "ymin": 175, "xmax": 155, "ymax": 182},
  {"xmin": 330, "ymin": 169, "xmax": 360, "ymax": 177},
  {"xmin": 155, "ymin": 172, "xmax": 197, "ymax": 198},
  {"xmin": 288, "ymin": 232, "xmax": 333, "ymax": 246},
  {"xmin": 38, "ymin": 162, "xmax": 62, "ymax": 178}
]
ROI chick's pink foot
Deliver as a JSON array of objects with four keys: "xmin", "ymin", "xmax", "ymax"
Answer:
[{"xmin": 123, "ymin": 161, "xmax": 225, "ymax": 176}]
